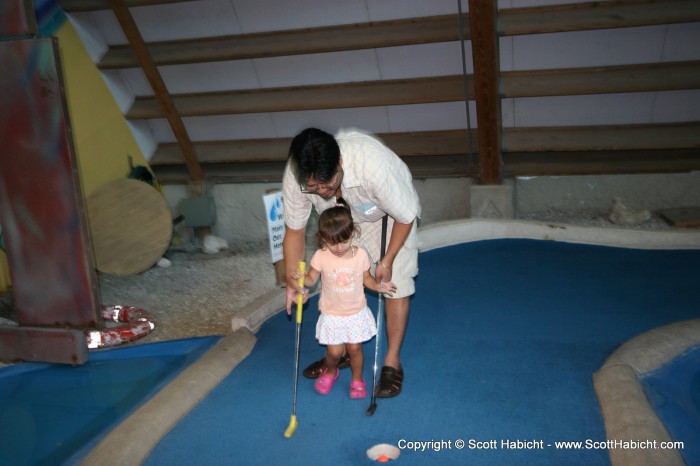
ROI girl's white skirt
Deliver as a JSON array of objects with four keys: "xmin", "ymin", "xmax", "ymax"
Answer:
[{"xmin": 315, "ymin": 305, "xmax": 377, "ymax": 345}]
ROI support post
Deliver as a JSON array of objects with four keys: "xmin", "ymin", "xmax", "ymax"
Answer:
[{"xmin": 468, "ymin": 0, "xmax": 503, "ymax": 185}]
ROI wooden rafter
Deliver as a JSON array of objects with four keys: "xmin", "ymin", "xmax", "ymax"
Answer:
[
  {"xmin": 499, "ymin": 0, "xmax": 700, "ymax": 35},
  {"xmin": 97, "ymin": 14, "xmax": 467, "ymax": 69},
  {"xmin": 107, "ymin": 0, "xmax": 203, "ymax": 181},
  {"xmin": 149, "ymin": 123, "xmax": 700, "ymax": 166},
  {"xmin": 123, "ymin": 61, "xmax": 700, "ymax": 119}
]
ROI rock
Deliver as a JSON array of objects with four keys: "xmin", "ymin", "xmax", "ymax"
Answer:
[
  {"xmin": 157, "ymin": 257, "xmax": 172, "ymax": 268},
  {"xmin": 609, "ymin": 197, "xmax": 651, "ymax": 226},
  {"xmin": 202, "ymin": 235, "xmax": 229, "ymax": 254}
]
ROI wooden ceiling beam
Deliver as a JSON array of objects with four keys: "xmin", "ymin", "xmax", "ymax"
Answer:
[
  {"xmin": 150, "ymin": 156, "xmax": 477, "ymax": 184},
  {"xmin": 150, "ymin": 148, "xmax": 700, "ymax": 184},
  {"xmin": 503, "ymin": 61, "xmax": 700, "ymax": 98},
  {"xmin": 126, "ymin": 76, "xmax": 469, "ymax": 119},
  {"xmin": 503, "ymin": 149, "xmax": 700, "ymax": 176},
  {"xmin": 97, "ymin": 14, "xmax": 466, "ymax": 69},
  {"xmin": 123, "ymin": 61, "xmax": 700, "ymax": 119},
  {"xmin": 502, "ymin": 123, "xmax": 700, "ymax": 153},
  {"xmin": 500, "ymin": 0, "xmax": 700, "ymax": 35},
  {"xmin": 148, "ymin": 123, "xmax": 700, "ymax": 166},
  {"xmin": 108, "ymin": 0, "xmax": 203, "ymax": 181}
]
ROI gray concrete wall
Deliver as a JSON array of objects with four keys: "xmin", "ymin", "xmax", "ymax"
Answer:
[
  {"xmin": 162, "ymin": 172, "xmax": 700, "ymax": 251},
  {"xmin": 515, "ymin": 172, "xmax": 700, "ymax": 215}
]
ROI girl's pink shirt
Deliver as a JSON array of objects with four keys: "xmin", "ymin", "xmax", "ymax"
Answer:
[{"xmin": 310, "ymin": 246, "xmax": 370, "ymax": 316}]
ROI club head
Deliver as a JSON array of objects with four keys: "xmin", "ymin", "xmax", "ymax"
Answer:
[
  {"xmin": 366, "ymin": 402, "xmax": 377, "ymax": 416},
  {"xmin": 284, "ymin": 415, "xmax": 298, "ymax": 438}
]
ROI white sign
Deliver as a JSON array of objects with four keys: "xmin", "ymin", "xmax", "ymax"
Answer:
[{"xmin": 263, "ymin": 191, "xmax": 285, "ymax": 263}]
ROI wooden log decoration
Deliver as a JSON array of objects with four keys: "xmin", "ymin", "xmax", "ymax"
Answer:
[{"xmin": 86, "ymin": 179, "xmax": 172, "ymax": 275}]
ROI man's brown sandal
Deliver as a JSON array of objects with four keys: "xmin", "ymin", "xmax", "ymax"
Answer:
[
  {"xmin": 375, "ymin": 365, "xmax": 403, "ymax": 398},
  {"xmin": 302, "ymin": 352, "xmax": 351, "ymax": 378}
]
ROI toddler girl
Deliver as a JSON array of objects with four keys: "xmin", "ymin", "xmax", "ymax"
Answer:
[{"xmin": 293, "ymin": 198, "xmax": 396, "ymax": 398}]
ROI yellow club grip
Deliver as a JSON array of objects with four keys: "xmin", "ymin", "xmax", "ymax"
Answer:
[{"xmin": 296, "ymin": 261, "xmax": 306, "ymax": 324}]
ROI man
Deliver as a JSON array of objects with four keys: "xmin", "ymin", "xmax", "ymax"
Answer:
[{"xmin": 282, "ymin": 127, "xmax": 420, "ymax": 398}]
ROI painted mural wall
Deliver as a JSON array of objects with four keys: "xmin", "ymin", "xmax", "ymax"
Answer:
[
  {"xmin": 0, "ymin": 36, "xmax": 100, "ymax": 328},
  {"xmin": 0, "ymin": 1, "xmax": 154, "ymax": 291}
]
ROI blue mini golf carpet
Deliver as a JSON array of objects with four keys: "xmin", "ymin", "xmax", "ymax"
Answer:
[
  {"xmin": 641, "ymin": 344, "xmax": 700, "ymax": 466},
  {"xmin": 141, "ymin": 239, "xmax": 700, "ymax": 465},
  {"xmin": 0, "ymin": 336, "xmax": 219, "ymax": 466}
]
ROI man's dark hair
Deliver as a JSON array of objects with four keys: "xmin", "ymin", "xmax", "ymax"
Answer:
[{"xmin": 288, "ymin": 128, "xmax": 340, "ymax": 184}]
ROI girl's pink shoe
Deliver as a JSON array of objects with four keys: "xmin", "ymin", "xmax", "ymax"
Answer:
[
  {"xmin": 314, "ymin": 368, "xmax": 339, "ymax": 395},
  {"xmin": 350, "ymin": 380, "xmax": 367, "ymax": 399}
]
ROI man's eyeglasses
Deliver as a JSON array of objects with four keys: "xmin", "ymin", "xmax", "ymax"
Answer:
[{"xmin": 300, "ymin": 170, "xmax": 340, "ymax": 194}]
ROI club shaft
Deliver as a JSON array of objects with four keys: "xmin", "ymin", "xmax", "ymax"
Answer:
[
  {"xmin": 367, "ymin": 215, "xmax": 388, "ymax": 415},
  {"xmin": 291, "ymin": 324, "xmax": 301, "ymax": 414}
]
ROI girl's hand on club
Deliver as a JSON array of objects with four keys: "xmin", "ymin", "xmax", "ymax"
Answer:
[
  {"xmin": 377, "ymin": 281, "xmax": 397, "ymax": 297},
  {"xmin": 290, "ymin": 267, "xmax": 303, "ymax": 280}
]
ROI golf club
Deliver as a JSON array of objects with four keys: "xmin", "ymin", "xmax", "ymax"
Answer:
[
  {"xmin": 284, "ymin": 261, "xmax": 305, "ymax": 438},
  {"xmin": 367, "ymin": 215, "xmax": 388, "ymax": 416}
]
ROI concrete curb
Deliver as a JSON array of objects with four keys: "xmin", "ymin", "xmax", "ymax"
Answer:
[
  {"xmin": 593, "ymin": 319, "xmax": 700, "ymax": 466},
  {"xmin": 231, "ymin": 287, "xmax": 286, "ymax": 334},
  {"xmin": 593, "ymin": 364, "xmax": 685, "ymax": 466},
  {"xmin": 418, "ymin": 219, "xmax": 700, "ymax": 252}
]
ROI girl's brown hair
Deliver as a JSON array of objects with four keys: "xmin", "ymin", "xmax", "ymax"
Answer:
[{"xmin": 316, "ymin": 198, "xmax": 357, "ymax": 246}]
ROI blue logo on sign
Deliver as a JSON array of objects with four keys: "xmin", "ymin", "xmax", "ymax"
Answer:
[{"xmin": 269, "ymin": 198, "xmax": 284, "ymax": 222}]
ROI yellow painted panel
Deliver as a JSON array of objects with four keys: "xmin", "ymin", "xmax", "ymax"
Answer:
[{"xmin": 55, "ymin": 22, "xmax": 150, "ymax": 198}]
